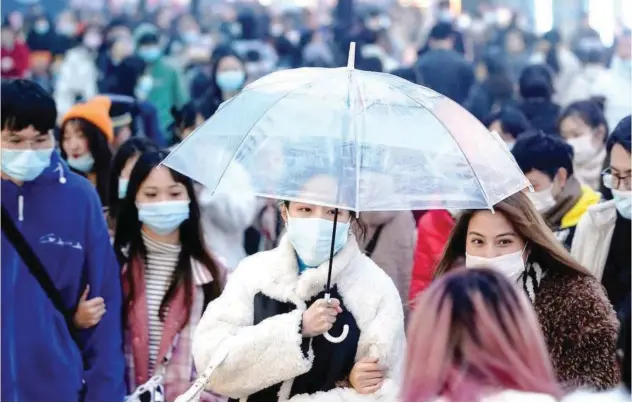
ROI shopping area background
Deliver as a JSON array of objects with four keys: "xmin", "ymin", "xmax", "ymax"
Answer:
[{"xmin": 1, "ymin": 0, "xmax": 631, "ymax": 401}]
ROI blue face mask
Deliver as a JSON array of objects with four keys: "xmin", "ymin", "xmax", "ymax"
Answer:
[
  {"xmin": 216, "ymin": 70, "xmax": 246, "ymax": 92},
  {"xmin": 137, "ymin": 200, "xmax": 190, "ymax": 235},
  {"xmin": 138, "ymin": 46, "xmax": 161, "ymax": 63},
  {"xmin": 67, "ymin": 153, "xmax": 94, "ymax": 173},
  {"xmin": 1, "ymin": 147, "xmax": 54, "ymax": 182},
  {"xmin": 612, "ymin": 189, "xmax": 632, "ymax": 220},
  {"xmin": 34, "ymin": 21, "xmax": 50, "ymax": 34},
  {"xmin": 118, "ymin": 178, "xmax": 129, "ymax": 199},
  {"xmin": 286, "ymin": 217, "xmax": 350, "ymax": 268}
]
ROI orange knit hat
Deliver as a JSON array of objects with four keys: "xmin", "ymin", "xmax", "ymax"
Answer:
[{"xmin": 62, "ymin": 96, "xmax": 114, "ymax": 143}]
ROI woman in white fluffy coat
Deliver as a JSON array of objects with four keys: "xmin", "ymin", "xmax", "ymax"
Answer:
[{"xmin": 192, "ymin": 196, "xmax": 405, "ymax": 402}]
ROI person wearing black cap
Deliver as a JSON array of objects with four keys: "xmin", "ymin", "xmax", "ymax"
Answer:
[
  {"xmin": 572, "ymin": 116, "xmax": 631, "ymax": 317},
  {"xmin": 414, "ymin": 22, "xmax": 475, "ymax": 105},
  {"xmin": 512, "ymin": 130, "xmax": 600, "ymax": 249}
]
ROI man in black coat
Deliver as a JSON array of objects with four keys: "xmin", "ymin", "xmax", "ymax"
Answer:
[{"xmin": 414, "ymin": 23, "xmax": 475, "ymax": 105}]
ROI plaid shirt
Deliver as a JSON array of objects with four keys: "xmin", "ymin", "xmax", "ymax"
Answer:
[{"xmin": 124, "ymin": 257, "xmax": 226, "ymax": 402}]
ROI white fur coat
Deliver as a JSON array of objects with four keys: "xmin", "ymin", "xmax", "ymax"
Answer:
[{"xmin": 192, "ymin": 235, "xmax": 405, "ymax": 401}]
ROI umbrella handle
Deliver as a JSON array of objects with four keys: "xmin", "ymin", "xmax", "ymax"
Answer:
[
  {"xmin": 324, "ymin": 325, "xmax": 349, "ymax": 343},
  {"xmin": 324, "ymin": 292, "xmax": 349, "ymax": 343}
]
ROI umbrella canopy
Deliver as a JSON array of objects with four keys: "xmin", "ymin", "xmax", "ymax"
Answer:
[{"xmin": 164, "ymin": 46, "xmax": 529, "ymax": 212}]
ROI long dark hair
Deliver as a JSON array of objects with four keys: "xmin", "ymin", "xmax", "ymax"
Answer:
[
  {"xmin": 108, "ymin": 137, "xmax": 159, "ymax": 221},
  {"xmin": 434, "ymin": 192, "xmax": 591, "ymax": 279},
  {"xmin": 114, "ymin": 150, "xmax": 222, "ymax": 325},
  {"xmin": 210, "ymin": 49, "xmax": 246, "ymax": 98},
  {"xmin": 60, "ymin": 118, "xmax": 112, "ymax": 206}
]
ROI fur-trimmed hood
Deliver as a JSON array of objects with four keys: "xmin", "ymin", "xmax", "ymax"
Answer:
[{"xmin": 192, "ymin": 235, "xmax": 405, "ymax": 401}]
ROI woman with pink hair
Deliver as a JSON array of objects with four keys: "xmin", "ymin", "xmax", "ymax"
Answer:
[{"xmin": 402, "ymin": 268, "xmax": 563, "ymax": 402}]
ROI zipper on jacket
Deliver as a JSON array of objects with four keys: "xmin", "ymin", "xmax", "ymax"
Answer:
[{"xmin": 18, "ymin": 189, "xmax": 24, "ymax": 222}]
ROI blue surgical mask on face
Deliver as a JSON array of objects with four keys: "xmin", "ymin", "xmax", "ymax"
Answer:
[
  {"xmin": 216, "ymin": 70, "xmax": 245, "ymax": 92},
  {"xmin": 137, "ymin": 200, "xmax": 190, "ymax": 235},
  {"xmin": 1, "ymin": 147, "xmax": 54, "ymax": 182},
  {"xmin": 67, "ymin": 153, "xmax": 94, "ymax": 173},
  {"xmin": 138, "ymin": 46, "xmax": 161, "ymax": 63},
  {"xmin": 34, "ymin": 21, "xmax": 50, "ymax": 34},
  {"xmin": 286, "ymin": 217, "xmax": 350, "ymax": 268},
  {"xmin": 118, "ymin": 178, "xmax": 129, "ymax": 199},
  {"xmin": 612, "ymin": 189, "xmax": 632, "ymax": 220}
]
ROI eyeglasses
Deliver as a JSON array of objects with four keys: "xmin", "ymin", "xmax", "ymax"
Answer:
[{"xmin": 602, "ymin": 168, "xmax": 632, "ymax": 191}]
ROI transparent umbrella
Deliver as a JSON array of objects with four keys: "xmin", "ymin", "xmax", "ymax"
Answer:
[
  {"xmin": 163, "ymin": 43, "xmax": 530, "ymax": 342},
  {"xmin": 165, "ymin": 45, "xmax": 529, "ymax": 212}
]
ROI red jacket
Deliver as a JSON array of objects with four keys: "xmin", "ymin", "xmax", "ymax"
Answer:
[
  {"xmin": 409, "ymin": 209, "xmax": 455, "ymax": 306},
  {"xmin": 1, "ymin": 41, "xmax": 30, "ymax": 78}
]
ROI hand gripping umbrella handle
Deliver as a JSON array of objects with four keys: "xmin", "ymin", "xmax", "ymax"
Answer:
[{"xmin": 323, "ymin": 292, "xmax": 349, "ymax": 343}]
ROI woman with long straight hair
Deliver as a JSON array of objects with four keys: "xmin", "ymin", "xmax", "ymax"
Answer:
[
  {"xmin": 403, "ymin": 268, "xmax": 563, "ymax": 402},
  {"xmin": 434, "ymin": 191, "xmax": 619, "ymax": 391},
  {"xmin": 114, "ymin": 151, "xmax": 225, "ymax": 401}
]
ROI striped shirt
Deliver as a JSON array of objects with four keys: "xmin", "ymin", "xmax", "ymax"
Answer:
[{"xmin": 142, "ymin": 232, "xmax": 181, "ymax": 372}]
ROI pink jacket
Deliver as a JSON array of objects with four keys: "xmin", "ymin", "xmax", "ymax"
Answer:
[{"xmin": 123, "ymin": 256, "xmax": 226, "ymax": 401}]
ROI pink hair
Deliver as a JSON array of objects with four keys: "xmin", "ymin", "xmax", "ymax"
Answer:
[{"xmin": 401, "ymin": 268, "xmax": 563, "ymax": 402}]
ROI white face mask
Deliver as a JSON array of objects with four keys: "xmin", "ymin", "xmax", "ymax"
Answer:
[
  {"xmin": 612, "ymin": 189, "xmax": 632, "ymax": 220},
  {"xmin": 527, "ymin": 187, "xmax": 556, "ymax": 213},
  {"xmin": 466, "ymin": 246, "xmax": 527, "ymax": 283},
  {"xmin": 567, "ymin": 135, "xmax": 596, "ymax": 165},
  {"xmin": 286, "ymin": 217, "xmax": 350, "ymax": 268}
]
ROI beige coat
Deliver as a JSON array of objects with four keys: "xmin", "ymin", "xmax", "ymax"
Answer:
[
  {"xmin": 570, "ymin": 200, "xmax": 617, "ymax": 281},
  {"xmin": 359, "ymin": 211, "xmax": 416, "ymax": 321}
]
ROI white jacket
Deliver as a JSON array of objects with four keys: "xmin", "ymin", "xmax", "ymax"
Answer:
[
  {"xmin": 559, "ymin": 64, "xmax": 613, "ymax": 107},
  {"xmin": 192, "ymin": 235, "xmax": 405, "ymax": 401},
  {"xmin": 196, "ymin": 165, "xmax": 257, "ymax": 271},
  {"xmin": 532, "ymin": 47, "xmax": 582, "ymax": 106},
  {"xmin": 54, "ymin": 46, "xmax": 99, "ymax": 118},
  {"xmin": 592, "ymin": 57, "xmax": 632, "ymax": 130},
  {"xmin": 570, "ymin": 200, "xmax": 617, "ymax": 281}
]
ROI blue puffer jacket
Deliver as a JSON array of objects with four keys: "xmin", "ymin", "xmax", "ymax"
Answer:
[{"xmin": 1, "ymin": 152, "xmax": 126, "ymax": 401}]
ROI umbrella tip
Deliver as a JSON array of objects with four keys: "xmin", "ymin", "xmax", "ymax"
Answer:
[{"xmin": 347, "ymin": 42, "xmax": 356, "ymax": 70}]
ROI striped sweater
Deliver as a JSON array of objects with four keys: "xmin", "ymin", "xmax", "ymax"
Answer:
[{"xmin": 142, "ymin": 232, "xmax": 180, "ymax": 371}]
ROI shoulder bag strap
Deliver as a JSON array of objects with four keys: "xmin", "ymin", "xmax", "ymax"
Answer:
[
  {"xmin": 365, "ymin": 224, "xmax": 385, "ymax": 258},
  {"xmin": 1, "ymin": 205, "xmax": 76, "ymax": 329}
]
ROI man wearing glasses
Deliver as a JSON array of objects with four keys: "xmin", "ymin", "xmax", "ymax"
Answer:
[{"xmin": 572, "ymin": 115, "xmax": 631, "ymax": 318}]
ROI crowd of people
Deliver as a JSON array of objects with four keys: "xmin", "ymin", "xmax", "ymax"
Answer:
[{"xmin": 1, "ymin": 0, "xmax": 631, "ymax": 402}]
